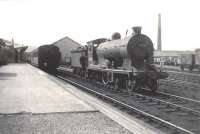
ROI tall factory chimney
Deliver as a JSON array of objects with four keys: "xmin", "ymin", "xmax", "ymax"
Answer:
[
  {"xmin": 157, "ymin": 13, "xmax": 162, "ymax": 51},
  {"xmin": 11, "ymin": 38, "xmax": 14, "ymax": 47}
]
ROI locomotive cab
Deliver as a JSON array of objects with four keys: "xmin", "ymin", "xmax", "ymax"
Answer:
[{"xmin": 87, "ymin": 38, "xmax": 108, "ymax": 66}]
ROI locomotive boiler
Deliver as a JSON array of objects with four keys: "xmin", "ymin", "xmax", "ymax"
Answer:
[
  {"xmin": 97, "ymin": 27, "xmax": 153, "ymax": 69},
  {"xmin": 72, "ymin": 26, "xmax": 168, "ymax": 92}
]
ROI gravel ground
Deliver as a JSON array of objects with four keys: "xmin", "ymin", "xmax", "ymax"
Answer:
[{"xmin": 0, "ymin": 111, "xmax": 133, "ymax": 134}]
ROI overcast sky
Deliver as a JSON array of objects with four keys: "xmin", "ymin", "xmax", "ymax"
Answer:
[{"xmin": 0, "ymin": 0, "xmax": 199, "ymax": 50}]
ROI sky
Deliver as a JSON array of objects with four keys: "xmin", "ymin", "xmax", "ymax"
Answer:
[{"xmin": 0, "ymin": 0, "xmax": 200, "ymax": 50}]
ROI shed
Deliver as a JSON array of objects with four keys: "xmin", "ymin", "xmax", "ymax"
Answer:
[{"xmin": 52, "ymin": 36, "xmax": 82, "ymax": 65}]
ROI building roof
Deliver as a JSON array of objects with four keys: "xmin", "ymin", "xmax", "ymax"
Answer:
[
  {"xmin": 52, "ymin": 36, "xmax": 81, "ymax": 46},
  {"xmin": 25, "ymin": 46, "xmax": 38, "ymax": 53}
]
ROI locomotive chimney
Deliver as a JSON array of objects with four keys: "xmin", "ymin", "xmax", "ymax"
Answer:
[{"xmin": 132, "ymin": 26, "xmax": 142, "ymax": 34}]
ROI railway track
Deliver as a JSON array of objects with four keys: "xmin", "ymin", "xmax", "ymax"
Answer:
[
  {"xmin": 57, "ymin": 69, "xmax": 200, "ymax": 134},
  {"xmin": 155, "ymin": 64, "xmax": 200, "ymax": 84},
  {"xmin": 135, "ymin": 89, "xmax": 200, "ymax": 114},
  {"xmin": 167, "ymin": 71, "xmax": 200, "ymax": 84},
  {"xmin": 160, "ymin": 78, "xmax": 200, "ymax": 93},
  {"xmin": 159, "ymin": 77, "xmax": 200, "ymax": 100},
  {"xmin": 155, "ymin": 69, "xmax": 200, "ymax": 100}
]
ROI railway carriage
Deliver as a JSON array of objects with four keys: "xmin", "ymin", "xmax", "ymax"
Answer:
[
  {"xmin": 195, "ymin": 49, "xmax": 200, "ymax": 70},
  {"xmin": 0, "ymin": 46, "xmax": 8, "ymax": 65},
  {"xmin": 180, "ymin": 49, "xmax": 200, "ymax": 71},
  {"xmin": 30, "ymin": 45, "xmax": 61, "ymax": 74},
  {"xmin": 0, "ymin": 39, "xmax": 9, "ymax": 65}
]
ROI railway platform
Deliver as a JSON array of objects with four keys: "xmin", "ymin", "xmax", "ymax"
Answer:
[{"xmin": 0, "ymin": 63, "xmax": 163, "ymax": 134}]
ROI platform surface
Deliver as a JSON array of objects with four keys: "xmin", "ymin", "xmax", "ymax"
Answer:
[
  {"xmin": 0, "ymin": 112, "xmax": 133, "ymax": 134},
  {"xmin": 0, "ymin": 63, "xmax": 95, "ymax": 114},
  {"xmin": 0, "ymin": 64, "xmax": 134, "ymax": 134}
]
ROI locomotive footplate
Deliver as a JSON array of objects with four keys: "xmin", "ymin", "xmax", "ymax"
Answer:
[
  {"xmin": 88, "ymin": 66, "xmax": 132, "ymax": 75},
  {"xmin": 87, "ymin": 66, "xmax": 159, "ymax": 91}
]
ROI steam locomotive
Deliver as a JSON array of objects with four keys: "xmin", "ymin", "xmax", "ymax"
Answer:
[{"xmin": 70, "ymin": 27, "xmax": 168, "ymax": 91}]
